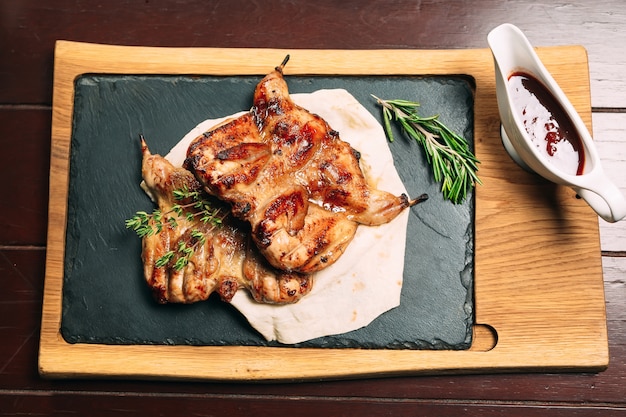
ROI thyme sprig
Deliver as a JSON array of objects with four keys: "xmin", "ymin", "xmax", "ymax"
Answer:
[
  {"xmin": 153, "ymin": 230, "xmax": 207, "ymax": 271},
  {"xmin": 125, "ymin": 186, "xmax": 223, "ymax": 271},
  {"xmin": 372, "ymin": 96, "xmax": 481, "ymax": 204}
]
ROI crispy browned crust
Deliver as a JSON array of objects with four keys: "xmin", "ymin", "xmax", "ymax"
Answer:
[
  {"xmin": 140, "ymin": 139, "xmax": 312, "ymax": 304},
  {"xmin": 185, "ymin": 61, "xmax": 412, "ymax": 273}
]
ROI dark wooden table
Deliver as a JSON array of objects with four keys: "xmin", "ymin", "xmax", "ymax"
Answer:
[{"xmin": 2, "ymin": 1, "xmax": 625, "ymax": 415}]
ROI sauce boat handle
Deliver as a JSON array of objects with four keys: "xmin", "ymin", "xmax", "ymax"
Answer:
[{"xmin": 575, "ymin": 179, "xmax": 626, "ymax": 223}]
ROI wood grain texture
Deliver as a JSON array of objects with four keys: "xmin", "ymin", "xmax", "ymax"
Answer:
[
  {"xmin": 0, "ymin": 109, "xmax": 50, "ymax": 245},
  {"xmin": 1, "ymin": 249, "xmax": 625, "ymax": 412},
  {"xmin": 4, "ymin": 393, "xmax": 626, "ymax": 417},
  {"xmin": 38, "ymin": 41, "xmax": 607, "ymax": 381},
  {"xmin": 593, "ymin": 113, "xmax": 626, "ymax": 251},
  {"xmin": 3, "ymin": 0, "xmax": 626, "ymax": 415},
  {"xmin": 2, "ymin": 0, "xmax": 626, "ymax": 107}
]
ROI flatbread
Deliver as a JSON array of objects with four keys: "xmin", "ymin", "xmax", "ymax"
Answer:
[{"xmin": 163, "ymin": 89, "xmax": 409, "ymax": 344}]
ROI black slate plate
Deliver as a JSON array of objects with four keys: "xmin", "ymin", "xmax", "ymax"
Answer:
[{"xmin": 61, "ymin": 74, "xmax": 475, "ymax": 349}]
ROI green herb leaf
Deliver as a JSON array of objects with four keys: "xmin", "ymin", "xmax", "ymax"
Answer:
[
  {"xmin": 126, "ymin": 186, "xmax": 226, "ymax": 271},
  {"xmin": 155, "ymin": 251, "xmax": 175, "ymax": 268},
  {"xmin": 372, "ymin": 95, "xmax": 481, "ymax": 204}
]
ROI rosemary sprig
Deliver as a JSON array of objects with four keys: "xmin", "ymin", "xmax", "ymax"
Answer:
[
  {"xmin": 125, "ymin": 186, "xmax": 222, "ymax": 271},
  {"xmin": 372, "ymin": 96, "xmax": 481, "ymax": 204}
]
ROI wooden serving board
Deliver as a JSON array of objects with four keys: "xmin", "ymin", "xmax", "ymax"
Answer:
[{"xmin": 39, "ymin": 41, "xmax": 608, "ymax": 381}]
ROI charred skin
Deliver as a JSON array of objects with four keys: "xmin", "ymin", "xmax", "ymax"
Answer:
[
  {"xmin": 185, "ymin": 58, "xmax": 418, "ymax": 273},
  {"xmin": 140, "ymin": 138, "xmax": 312, "ymax": 304}
]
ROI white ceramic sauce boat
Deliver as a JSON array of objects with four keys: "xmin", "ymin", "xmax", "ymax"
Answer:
[{"xmin": 488, "ymin": 23, "xmax": 626, "ymax": 223}]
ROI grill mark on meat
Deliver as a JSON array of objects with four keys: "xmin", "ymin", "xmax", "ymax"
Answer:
[
  {"xmin": 351, "ymin": 147, "xmax": 361, "ymax": 161},
  {"xmin": 218, "ymin": 277, "xmax": 239, "ymax": 302},
  {"xmin": 216, "ymin": 142, "xmax": 268, "ymax": 161},
  {"xmin": 232, "ymin": 201, "xmax": 253, "ymax": 218},
  {"xmin": 319, "ymin": 159, "xmax": 353, "ymax": 185},
  {"xmin": 138, "ymin": 138, "xmax": 313, "ymax": 304},
  {"xmin": 255, "ymin": 218, "xmax": 275, "ymax": 248},
  {"xmin": 263, "ymin": 188, "xmax": 307, "ymax": 233},
  {"xmin": 185, "ymin": 57, "xmax": 426, "ymax": 273}
]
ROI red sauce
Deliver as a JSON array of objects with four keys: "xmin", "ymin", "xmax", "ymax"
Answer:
[{"xmin": 508, "ymin": 71, "xmax": 585, "ymax": 175}]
